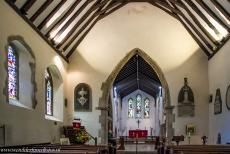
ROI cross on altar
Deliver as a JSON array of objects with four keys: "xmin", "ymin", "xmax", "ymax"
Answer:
[{"xmin": 137, "ymin": 119, "xmax": 141, "ymax": 128}]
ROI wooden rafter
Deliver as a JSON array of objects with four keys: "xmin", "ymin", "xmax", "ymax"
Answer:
[
  {"xmin": 20, "ymin": 0, "xmax": 37, "ymax": 14},
  {"xmin": 55, "ymin": 0, "xmax": 108, "ymax": 49},
  {"xmin": 210, "ymin": 0, "xmax": 230, "ymax": 21},
  {"xmin": 178, "ymin": 0, "xmax": 218, "ymax": 46},
  {"xmin": 62, "ymin": 0, "xmax": 112, "ymax": 51},
  {"xmin": 51, "ymin": 0, "xmax": 91, "ymax": 42},
  {"xmin": 169, "ymin": 1, "xmax": 213, "ymax": 56},
  {"xmin": 37, "ymin": 0, "xmax": 67, "ymax": 30},
  {"xmin": 66, "ymin": 17, "xmax": 101, "ymax": 58},
  {"xmin": 5, "ymin": 0, "xmax": 230, "ymax": 60},
  {"xmin": 149, "ymin": 1, "xmax": 178, "ymax": 19},
  {"xmin": 45, "ymin": 0, "xmax": 81, "ymax": 37},
  {"xmin": 30, "ymin": 0, "xmax": 53, "ymax": 22},
  {"xmin": 100, "ymin": 1, "xmax": 127, "ymax": 20},
  {"xmin": 65, "ymin": 1, "xmax": 122, "ymax": 57},
  {"xmin": 184, "ymin": 0, "xmax": 219, "ymax": 36},
  {"xmin": 195, "ymin": 0, "xmax": 230, "ymax": 32},
  {"xmin": 4, "ymin": 0, "xmax": 69, "ymax": 62}
]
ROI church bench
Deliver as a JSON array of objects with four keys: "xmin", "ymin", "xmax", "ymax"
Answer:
[
  {"xmin": 0, "ymin": 144, "xmax": 108, "ymax": 153},
  {"xmin": 166, "ymin": 145, "xmax": 230, "ymax": 154}
]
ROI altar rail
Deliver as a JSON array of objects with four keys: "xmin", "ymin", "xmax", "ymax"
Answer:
[
  {"xmin": 0, "ymin": 143, "xmax": 109, "ymax": 154},
  {"xmin": 162, "ymin": 145, "xmax": 230, "ymax": 154},
  {"xmin": 120, "ymin": 136, "xmax": 157, "ymax": 144}
]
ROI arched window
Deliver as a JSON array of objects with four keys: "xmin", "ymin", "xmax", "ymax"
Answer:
[
  {"xmin": 144, "ymin": 98, "xmax": 150, "ymax": 118},
  {"xmin": 7, "ymin": 46, "xmax": 19, "ymax": 100},
  {"xmin": 127, "ymin": 94, "xmax": 151, "ymax": 118},
  {"xmin": 45, "ymin": 69, "xmax": 53, "ymax": 116},
  {"xmin": 128, "ymin": 98, "xmax": 134, "ymax": 118},
  {"xmin": 136, "ymin": 94, "xmax": 142, "ymax": 118}
]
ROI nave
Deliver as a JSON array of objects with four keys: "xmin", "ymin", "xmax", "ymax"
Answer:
[{"xmin": 1, "ymin": 0, "xmax": 230, "ymax": 154}]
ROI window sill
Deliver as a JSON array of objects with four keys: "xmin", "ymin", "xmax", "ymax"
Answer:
[
  {"xmin": 45, "ymin": 115, "xmax": 62, "ymax": 122},
  {"xmin": 9, "ymin": 99, "xmax": 32, "ymax": 110}
]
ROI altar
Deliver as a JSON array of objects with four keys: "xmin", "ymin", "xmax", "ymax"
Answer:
[{"xmin": 129, "ymin": 130, "xmax": 148, "ymax": 138}]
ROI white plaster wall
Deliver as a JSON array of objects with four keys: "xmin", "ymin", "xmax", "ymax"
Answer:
[
  {"xmin": 66, "ymin": 52, "xmax": 106, "ymax": 143},
  {"xmin": 66, "ymin": 3, "xmax": 209, "ymax": 144},
  {"xmin": 167, "ymin": 51, "xmax": 209, "ymax": 144},
  {"xmin": 0, "ymin": 1, "xmax": 68, "ymax": 145},
  {"xmin": 208, "ymin": 40, "xmax": 230, "ymax": 144}
]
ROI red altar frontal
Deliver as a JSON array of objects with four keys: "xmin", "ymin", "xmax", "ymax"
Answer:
[{"xmin": 129, "ymin": 130, "xmax": 148, "ymax": 138}]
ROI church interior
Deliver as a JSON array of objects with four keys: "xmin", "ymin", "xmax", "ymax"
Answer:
[{"xmin": 0, "ymin": 0, "xmax": 230, "ymax": 153}]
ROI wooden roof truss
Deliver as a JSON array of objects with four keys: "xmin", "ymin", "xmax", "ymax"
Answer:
[{"xmin": 5, "ymin": 0, "xmax": 230, "ymax": 62}]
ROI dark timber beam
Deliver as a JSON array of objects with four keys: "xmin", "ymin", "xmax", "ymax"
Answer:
[
  {"xmin": 149, "ymin": 1, "xmax": 178, "ymax": 19},
  {"xmin": 51, "ymin": 0, "xmax": 91, "ymax": 42},
  {"xmin": 195, "ymin": 0, "xmax": 230, "ymax": 32},
  {"xmin": 55, "ymin": 0, "xmax": 107, "ymax": 49},
  {"xmin": 37, "ymin": 0, "xmax": 67, "ymax": 30},
  {"xmin": 66, "ymin": 17, "xmax": 101, "ymax": 58},
  {"xmin": 45, "ymin": 0, "xmax": 81, "ymax": 37},
  {"xmin": 154, "ymin": 0, "xmax": 182, "ymax": 15},
  {"xmin": 210, "ymin": 0, "xmax": 230, "ymax": 21},
  {"xmin": 4, "ymin": 0, "xmax": 68, "ymax": 62},
  {"xmin": 178, "ymin": 0, "xmax": 218, "ymax": 46},
  {"xmin": 169, "ymin": 1, "xmax": 212, "ymax": 56},
  {"xmin": 63, "ymin": 0, "xmax": 111, "ymax": 51},
  {"xmin": 30, "ymin": 0, "xmax": 53, "ymax": 22},
  {"xmin": 65, "ymin": 1, "xmax": 126, "ymax": 56},
  {"xmin": 185, "ymin": 0, "xmax": 219, "ymax": 36},
  {"xmin": 99, "ymin": 2, "xmax": 127, "ymax": 20},
  {"xmin": 20, "ymin": 0, "xmax": 37, "ymax": 15}
]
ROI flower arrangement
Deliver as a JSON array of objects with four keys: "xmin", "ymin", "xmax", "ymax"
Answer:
[{"xmin": 75, "ymin": 127, "xmax": 90, "ymax": 144}]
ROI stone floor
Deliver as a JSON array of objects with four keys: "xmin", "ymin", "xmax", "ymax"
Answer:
[{"xmin": 117, "ymin": 144, "xmax": 157, "ymax": 154}]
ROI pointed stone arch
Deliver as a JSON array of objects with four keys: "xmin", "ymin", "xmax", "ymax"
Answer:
[{"xmin": 98, "ymin": 48, "xmax": 174, "ymax": 143}]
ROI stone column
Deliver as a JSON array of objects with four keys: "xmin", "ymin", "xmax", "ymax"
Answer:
[{"xmin": 165, "ymin": 105, "xmax": 175, "ymax": 144}]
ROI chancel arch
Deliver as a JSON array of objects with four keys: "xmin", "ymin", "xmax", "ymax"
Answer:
[
  {"xmin": 98, "ymin": 48, "xmax": 174, "ymax": 144},
  {"xmin": 45, "ymin": 64, "xmax": 64, "ymax": 121}
]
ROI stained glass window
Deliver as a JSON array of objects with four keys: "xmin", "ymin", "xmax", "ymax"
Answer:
[
  {"xmin": 136, "ymin": 94, "xmax": 142, "ymax": 118},
  {"xmin": 45, "ymin": 70, "xmax": 53, "ymax": 116},
  {"xmin": 144, "ymin": 98, "xmax": 150, "ymax": 118},
  {"xmin": 7, "ymin": 46, "xmax": 18, "ymax": 100},
  {"xmin": 128, "ymin": 98, "xmax": 134, "ymax": 118}
]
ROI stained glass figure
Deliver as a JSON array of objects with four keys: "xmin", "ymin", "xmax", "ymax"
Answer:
[
  {"xmin": 136, "ymin": 94, "xmax": 142, "ymax": 118},
  {"xmin": 45, "ymin": 70, "xmax": 53, "ymax": 115},
  {"xmin": 128, "ymin": 98, "xmax": 134, "ymax": 118},
  {"xmin": 144, "ymin": 98, "xmax": 150, "ymax": 118},
  {"xmin": 8, "ymin": 46, "xmax": 18, "ymax": 100}
]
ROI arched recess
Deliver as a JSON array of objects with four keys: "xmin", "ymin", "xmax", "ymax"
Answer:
[
  {"xmin": 4, "ymin": 36, "xmax": 37, "ymax": 109},
  {"xmin": 45, "ymin": 64, "xmax": 64, "ymax": 121},
  {"xmin": 98, "ymin": 48, "xmax": 175, "ymax": 144}
]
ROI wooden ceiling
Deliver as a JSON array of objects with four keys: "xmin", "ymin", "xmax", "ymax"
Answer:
[
  {"xmin": 114, "ymin": 54, "xmax": 161, "ymax": 98},
  {"xmin": 6, "ymin": 0, "xmax": 230, "ymax": 62}
]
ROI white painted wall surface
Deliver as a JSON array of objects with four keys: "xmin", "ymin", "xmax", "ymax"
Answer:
[
  {"xmin": 208, "ymin": 41, "xmax": 230, "ymax": 144},
  {"xmin": 67, "ymin": 3, "xmax": 209, "ymax": 144},
  {"xmin": 0, "ymin": 1, "xmax": 68, "ymax": 145}
]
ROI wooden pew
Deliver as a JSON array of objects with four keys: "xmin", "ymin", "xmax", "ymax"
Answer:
[
  {"xmin": 0, "ymin": 143, "xmax": 109, "ymax": 153},
  {"xmin": 166, "ymin": 145, "xmax": 230, "ymax": 154}
]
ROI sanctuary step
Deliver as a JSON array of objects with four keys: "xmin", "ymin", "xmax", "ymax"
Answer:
[{"xmin": 117, "ymin": 144, "xmax": 157, "ymax": 154}]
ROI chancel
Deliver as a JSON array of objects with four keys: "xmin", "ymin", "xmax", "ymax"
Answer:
[{"xmin": 0, "ymin": 0, "xmax": 230, "ymax": 154}]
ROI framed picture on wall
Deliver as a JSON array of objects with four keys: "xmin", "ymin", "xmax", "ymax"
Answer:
[
  {"xmin": 74, "ymin": 83, "xmax": 92, "ymax": 112},
  {"xmin": 226, "ymin": 85, "xmax": 230, "ymax": 110},
  {"xmin": 214, "ymin": 88, "xmax": 222, "ymax": 114},
  {"xmin": 186, "ymin": 124, "xmax": 196, "ymax": 135}
]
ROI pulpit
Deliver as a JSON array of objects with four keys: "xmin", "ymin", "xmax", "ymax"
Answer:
[{"xmin": 129, "ymin": 130, "xmax": 148, "ymax": 138}]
